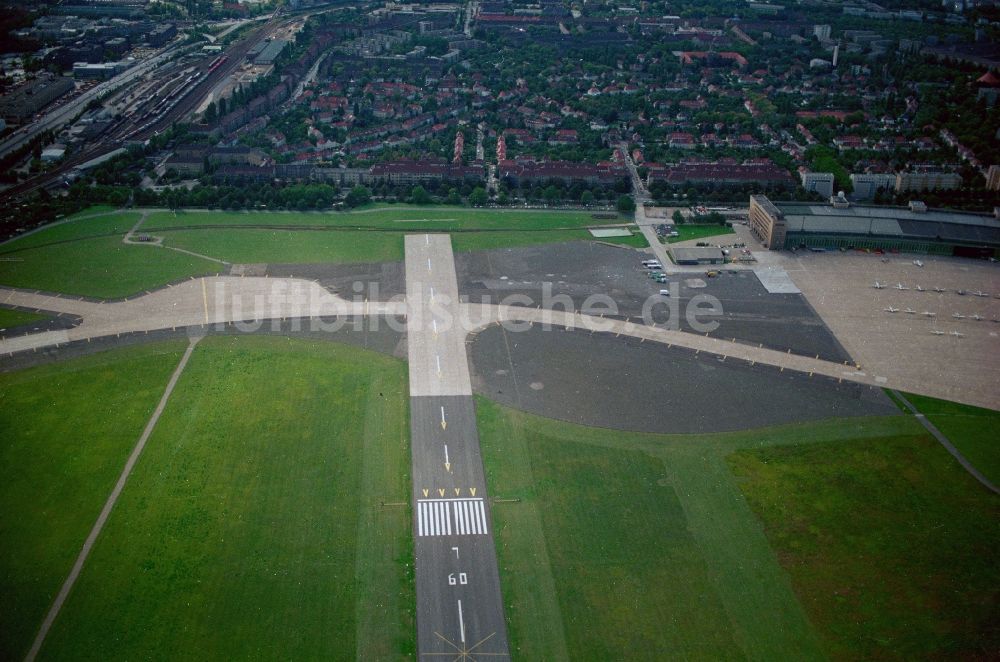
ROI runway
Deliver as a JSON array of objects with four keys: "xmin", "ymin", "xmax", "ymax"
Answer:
[{"xmin": 404, "ymin": 235, "xmax": 510, "ymax": 659}]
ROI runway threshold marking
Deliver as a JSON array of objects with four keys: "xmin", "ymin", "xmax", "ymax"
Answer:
[{"xmin": 417, "ymin": 498, "xmax": 489, "ymax": 537}]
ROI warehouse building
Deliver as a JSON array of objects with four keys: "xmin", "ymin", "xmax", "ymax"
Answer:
[
  {"xmin": 749, "ymin": 195, "xmax": 1000, "ymax": 258},
  {"xmin": 254, "ymin": 39, "xmax": 289, "ymax": 66},
  {"xmin": 671, "ymin": 247, "xmax": 726, "ymax": 265},
  {"xmin": 0, "ymin": 75, "xmax": 75, "ymax": 124}
]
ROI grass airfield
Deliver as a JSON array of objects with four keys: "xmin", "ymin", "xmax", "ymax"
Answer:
[
  {"xmin": 0, "ymin": 336, "xmax": 413, "ymax": 660},
  {"xmin": 0, "ymin": 205, "xmax": 997, "ymax": 661}
]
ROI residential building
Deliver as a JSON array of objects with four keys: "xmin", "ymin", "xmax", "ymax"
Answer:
[
  {"xmin": 985, "ymin": 164, "xmax": 1000, "ymax": 192},
  {"xmin": 850, "ymin": 172, "xmax": 897, "ymax": 199},
  {"xmin": 800, "ymin": 171, "xmax": 835, "ymax": 199},
  {"xmin": 895, "ymin": 171, "xmax": 962, "ymax": 194}
]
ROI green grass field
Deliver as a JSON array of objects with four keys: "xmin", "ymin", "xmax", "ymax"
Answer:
[
  {"xmin": 1, "ymin": 336, "xmax": 414, "ymax": 660},
  {"xmin": 0, "ymin": 341, "xmax": 189, "ymax": 660},
  {"xmin": 666, "ymin": 224, "xmax": 736, "ymax": 244},
  {"xmin": 0, "ymin": 207, "xmax": 640, "ymax": 296},
  {"xmin": 0, "ymin": 211, "xmax": 223, "ymax": 299},
  {"xmin": 478, "ymin": 398, "xmax": 996, "ymax": 661},
  {"xmin": 160, "ymin": 228, "xmax": 405, "ymax": 264},
  {"xmin": 898, "ymin": 392, "xmax": 1000, "ymax": 486},
  {"xmin": 0, "ymin": 307, "xmax": 49, "ymax": 330},
  {"xmin": 143, "ymin": 206, "xmax": 619, "ymax": 232},
  {"xmin": 729, "ymin": 434, "xmax": 1000, "ymax": 660}
]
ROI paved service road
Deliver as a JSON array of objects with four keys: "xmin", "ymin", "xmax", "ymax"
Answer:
[{"xmin": 404, "ymin": 235, "xmax": 510, "ymax": 660}]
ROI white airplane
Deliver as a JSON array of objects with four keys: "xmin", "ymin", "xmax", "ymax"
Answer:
[
  {"xmin": 913, "ymin": 259, "xmax": 924, "ymax": 267},
  {"xmin": 904, "ymin": 307, "xmax": 917, "ymax": 314},
  {"xmin": 931, "ymin": 330, "xmax": 945, "ymax": 336},
  {"xmin": 873, "ymin": 281, "xmax": 885, "ymax": 289},
  {"xmin": 884, "ymin": 306, "xmax": 899, "ymax": 313},
  {"xmin": 952, "ymin": 313, "xmax": 966, "ymax": 319},
  {"xmin": 933, "ymin": 286, "xmax": 947, "ymax": 293},
  {"xmin": 950, "ymin": 331, "xmax": 965, "ymax": 338},
  {"xmin": 915, "ymin": 285, "xmax": 926, "ymax": 292},
  {"xmin": 895, "ymin": 283, "xmax": 909, "ymax": 290},
  {"xmin": 973, "ymin": 290, "xmax": 989, "ymax": 298},
  {"xmin": 922, "ymin": 311, "xmax": 936, "ymax": 317}
]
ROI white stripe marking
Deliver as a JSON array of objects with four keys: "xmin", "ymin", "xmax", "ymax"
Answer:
[{"xmin": 458, "ymin": 600, "xmax": 466, "ymax": 643}]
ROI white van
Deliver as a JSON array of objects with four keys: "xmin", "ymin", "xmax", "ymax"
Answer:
[{"xmin": 659, "ymin": 289, "xmax": 671, "ymax": 296}]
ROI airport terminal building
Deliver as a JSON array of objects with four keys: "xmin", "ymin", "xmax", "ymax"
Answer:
[{"xmin": 749, "ymin": 195, "xmax": 1000, "ymax": 258}]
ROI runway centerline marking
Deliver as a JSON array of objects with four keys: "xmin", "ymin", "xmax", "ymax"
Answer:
[{"xmin": 458, "ymin": 600, "xmax": 466, "ymax": 643}]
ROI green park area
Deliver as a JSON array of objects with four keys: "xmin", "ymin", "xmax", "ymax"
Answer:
[
  {"xmin": 477, "ymin": 399, "xmax": 999, "ymax": 661},
  {"xmin": 665, "ymin": 224, "xmax": 736, "ymax": 244},
  {"xmin": 0, "ymin": 336, "xmax": 413, "ymax": 660},
  {"xmin": 0, "ymin": 210, "xmax": 223, "ymax": 299}
]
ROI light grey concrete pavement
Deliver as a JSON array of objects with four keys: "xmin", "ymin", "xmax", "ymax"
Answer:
[
  {"xmin": 405, "ymin": 235, "xmax": 473, "ymax": 397},
  {"xmin": 0, "ymin": 278, "xmax": 405, "ymax": 355}
]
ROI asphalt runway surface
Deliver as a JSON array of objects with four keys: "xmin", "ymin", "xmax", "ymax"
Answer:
[
  {"xmin": 265, "ymin": 261, "xmax": 406, "ymax": 301},
  {"xmin": 410, "ymin": 396, "xmax": 509, "ymax": 660},
  {"xmin": 468, "ymin": 323, "xmax": 898, "ymax": 434},
  {"xmin": 456, "ymin": 242, "xmax": 852, "ymax": 363}
]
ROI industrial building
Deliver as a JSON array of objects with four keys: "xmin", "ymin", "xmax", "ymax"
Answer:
[
  {"xmin": 671, "ymin": 247, "xmax": 726, "ymax": 265},
  {"xmin": 749, "ymin": 195, "xmax": 1000, "ymax": 258},
  {"xmin": 0, "ymin": 75, "xmax": 75, "ymax": 124},
  {"xmin": 73, "ymin": 61, "xmax": 128, "ymax": 79},
  {"xmin": 253, "ymin": 39, "xmax": 289, "ymax": 66}
]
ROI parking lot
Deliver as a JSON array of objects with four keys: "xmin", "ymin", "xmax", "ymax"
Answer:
[{"xmin": 456, "ymin": 241, "xmax": 852, "ymax": 362}]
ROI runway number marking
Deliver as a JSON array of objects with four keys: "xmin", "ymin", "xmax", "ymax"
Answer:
[
  {"xmin": 452, "ymin": 546, "xmax": 460, "ymax": 559},
  {"xmin": 448, "ymin": 573, "xmax": 468, "ymax": 586},
  {"xmin": 417, "ymin": 498, "xmax": 489, "ymax": 537}
]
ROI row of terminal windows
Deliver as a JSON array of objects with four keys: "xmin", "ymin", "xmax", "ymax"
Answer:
[{"xmin": 783, "ymin": 234, "xmax": 957, "ymax": 256}]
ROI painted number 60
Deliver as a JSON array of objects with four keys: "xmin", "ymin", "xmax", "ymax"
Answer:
[{"xmin": 448, "ymin": 573, "xmax": 468, "ymax": 586}]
